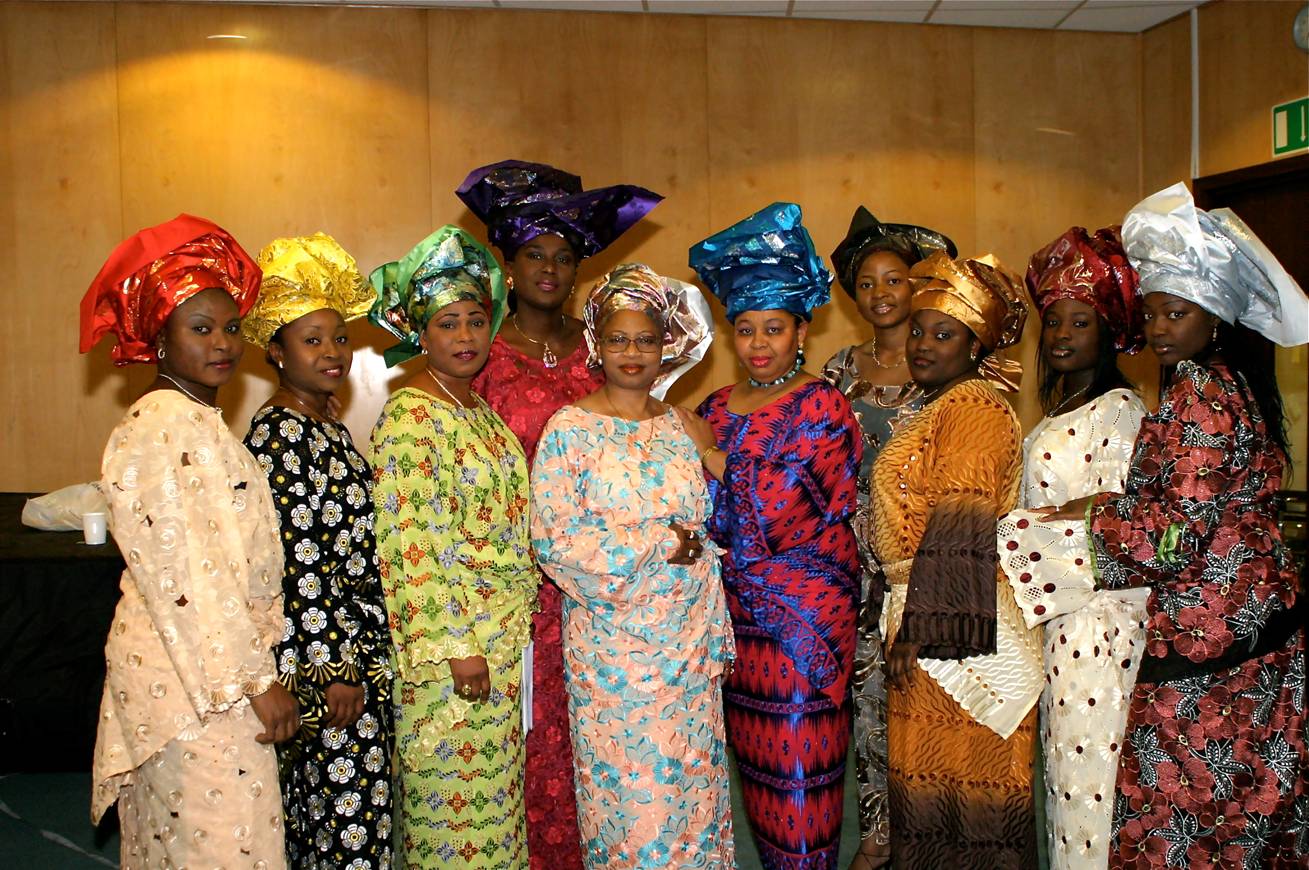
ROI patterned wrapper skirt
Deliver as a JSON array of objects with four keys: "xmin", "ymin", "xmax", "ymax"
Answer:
[{"xmin": 724, "ymin": 617, "xmax": 850, "ymax": 870}]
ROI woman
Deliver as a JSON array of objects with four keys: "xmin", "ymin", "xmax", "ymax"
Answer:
[
  {"xmin": 677, "ymin": 202, "xmax": 862, "ymax": 870},
  {"xmin": 81, "ymin": 215, "xmax": 297, "ymax": 868},
  {"xmin": 823, "ymin": 206, "xmax": 957, "ymax": 870},
  {"xmin": 459, "ymin": 159, "xmax": 661, "ymax": 870},
  {"xmin": 241, "ymin": 233, "xmax": 394, "ymax": 869},
  {"xmin": 1040, "ymin": 183, "xmax": 1309, "ymax": 868},
  {"xmin": 530, "ymin": 263, "xmax": 731, "ymax": 869},
  {"xmin": 369, "ymin": 226, "xmax": 537, "ymax": 868},
  {"xmin": 997, "ymin": 226, "xmax": 1150, "ymax": 869},
  {"xmin": 871, "ymin": 250, "xmax": 1039, "ymax": 868}
]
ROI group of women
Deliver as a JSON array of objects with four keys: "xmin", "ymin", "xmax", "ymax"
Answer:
[{"xmin": 78, "ymin": 155, "xmax": 1307, "ymax": 870}]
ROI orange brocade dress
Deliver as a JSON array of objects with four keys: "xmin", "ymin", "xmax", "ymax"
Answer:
[{"xmin": 869, "ymin": 379, "xmax": 1039, "ymax": 869}]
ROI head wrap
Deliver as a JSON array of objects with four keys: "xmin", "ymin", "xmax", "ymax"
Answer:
[
  {"xmin": 910, "ymin": 251, "xmax": 1030, "ymax": 391},
  {"xmin": 456, "ymin": 159, "xmax": 663, "ymax": 260},
  {"xmin": 1122, "ymin": 182, "xmax": 1308, "ymax": 347},
  {"xmin": 240, "ymin": 233, "xmax": 372, "ymax": 349},
  {"xmin": 830, "ymin": 206, "xmax": 957, "ymax": 296},
  {"xmin": 367, "ymin": 226, "xmax": 506, "ymax": 367},
  {"xmin": 1026, "ymin": 226, "xmax": 1144, "ymax": 354},
  {"xmin": 79, "ymin": 214, "xmax": 261, "ymax": 366},
  {"xmin": 582, "ymin": 263, "xmax": 714, "ymax": 400},
  {"xmin": 688, "ymin": 202, "xmax": 833, "ymax": 322}
]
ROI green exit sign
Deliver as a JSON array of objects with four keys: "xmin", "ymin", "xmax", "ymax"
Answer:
[{"xmin": 1273, "ymin": 97, "xmax": 1309, "ymax": 156}]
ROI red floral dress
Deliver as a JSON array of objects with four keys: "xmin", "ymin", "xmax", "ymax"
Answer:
[
  {"xmin": 1089, "ymin": 360, "xmax": 1308, "ymax": 868},
  {"xmin": 472, "ymin": 334, "xmax": 603, "ymax": 870}
]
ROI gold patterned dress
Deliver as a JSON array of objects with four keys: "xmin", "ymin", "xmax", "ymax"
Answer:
[
  {"xmin": 93, "ymin": 390, "xmax": 287, "ymax": 870},
  {"xmin": 370, "ymin": 388, "xmax": 538, "ymax": 869},
  {"xmin": 870, "ymin": 379, "xmax": 1040, "ymax": 869}
]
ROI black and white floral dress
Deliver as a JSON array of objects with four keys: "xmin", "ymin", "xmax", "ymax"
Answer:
[{"xmin": 246, "ymin": 406, "xmax": 395, "ymax": 870}]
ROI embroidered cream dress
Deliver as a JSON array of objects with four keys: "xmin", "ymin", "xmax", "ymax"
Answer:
[
  {"xmin": 93, "ymin": 390, "xmax": 287, "ymax": 870},
  {"xmin": 997, "ymin": 388, "xmax": 1149, "ymax": 869}
]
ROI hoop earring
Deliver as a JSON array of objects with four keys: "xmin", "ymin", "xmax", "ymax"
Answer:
[{"xmin": 156, "ymin": 346, "xmax": 166, "ymax": 360}]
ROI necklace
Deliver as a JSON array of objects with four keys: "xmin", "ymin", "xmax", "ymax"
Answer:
[
  {"xmin": 1047, "ymin": 384, "xmax": 1090, "ymax": 418},
  {"xmin": 601, "ymin": 387, "xmax": 656, "ymax": 423},
  {"xmin": 748, "ymin": 355, "xmax": 803, "ymax": 389},
  {"xmin": 278, "ymin": 389, "xmax": 333, "ymax": 424},
  {"xmin": 864, "ymin": 333, "xmax": 905, "ymax": 370},
  {"xmin": 512, "ymin": 314, "xmax": 565, "ymax": 368},
  {"xmin": 158, "ymin": 373, "xmax": 213, "ymax": 408},
  {"xmin": 425, "ymin": 367, "xmax": 471, "ymax": 409}
]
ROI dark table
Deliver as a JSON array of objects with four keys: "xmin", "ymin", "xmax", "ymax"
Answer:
[{"xmin": 0, "ymin": 492, "xmax": 123, "ymax": 772}]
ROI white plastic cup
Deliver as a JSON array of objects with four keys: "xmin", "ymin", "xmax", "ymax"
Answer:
[{"xmin": 82, "ymin": 512, "xmax": 107, "ymax": 546}]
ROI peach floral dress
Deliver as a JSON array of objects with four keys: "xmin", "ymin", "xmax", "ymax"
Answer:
[{"xmin": 531, "ymin": 406, "xmax": 735, "ymax": 870}]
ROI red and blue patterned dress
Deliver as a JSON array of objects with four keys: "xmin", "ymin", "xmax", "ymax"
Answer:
[
  {"xmin": 698, "ymin": 379, "xmax": 863, "ymax": 870},
  {"xmin": 1089, "ymin": 360, "xmax": 1308, "ymax": 868},
  {"xmin": 473, "ymin": 333, "xmax": 603, "ymax": 870}
]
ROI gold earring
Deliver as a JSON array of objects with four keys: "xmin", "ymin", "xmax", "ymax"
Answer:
[{"xmin": 507, "ymin": 276, "xmax": 515, "ymax": 291}]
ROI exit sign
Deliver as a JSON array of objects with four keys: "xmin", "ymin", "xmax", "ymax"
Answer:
[{"xmin": 1273, "ymin": 97, "xmax": 1309, "ymax": 156}]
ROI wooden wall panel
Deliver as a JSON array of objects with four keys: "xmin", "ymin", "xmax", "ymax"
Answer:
[
  {"xmin": 703, "ymin": 16, "xmax": 977, "ymax": 404},
  {"xmin": 1140, "ymin": 14, "xmax": 1191, "ymax": 195},
  {"xmin": 972, "ymin": 28, "xmax": 1143, "ymax": 424},
  {"xmin": 0, "ymin": 2, "xmax": 133, "ymax": 490},
  {"xmin": 0, "ymin": 3, "xmax": 1167, "ymax": 490},
  {"xmin": 111, "ymin": 2, "xmax": 433, "ymax": 447},
  {"xmin": 1198, "ymin": 0, "xmax": 1309, "ymax": 177},
  {"xmin": 424, "ymin": 9, "xmax": 712, "ymax": 403}
]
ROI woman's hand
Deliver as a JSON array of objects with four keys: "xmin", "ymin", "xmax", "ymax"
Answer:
[
  {"xmin": 884, "ymin": 642, "xmax": 920, "ymax": 691},
  {"xmin": 1033, "ymin": 494, "xmax": 1095, "ymax": 522},
  {"xmin": 667, "ymin": 521, "xmax": 706, "ymax": 566},
  {"xmin": 449, "ymin": 655, "xmax": 491, "ymax": 705},
  {"xmin": 672, "ymin": 406, "xmax": 726, "ymax": 481},
  {"xmin": 672, "ymin": 406, "xmax": 715, "ymax": 453},
  {"xmin": 250, "ymin": 681, "xmax": 300, "ymax": 744},
  {"xmin": 324, "ymin": 682, "xmax": 366, "ymax": 730}
]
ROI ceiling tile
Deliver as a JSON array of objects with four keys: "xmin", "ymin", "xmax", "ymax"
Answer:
[
  {"xmin": 793, "ymin": 9, "xmax": 934, "ymax": 21},
  {"xmin": 497, "ymin": 0, "xmax": 645, "ymax": 9},
  {"xmin": 646, "ymin": 1, "xmax": 791, "ymax": 13},
  {"xmin": 790, "ymin": 0, "xmax": 935, "ymax": 10},
  {"xmin": 928, "ymin": 1, "xmax": 1078, "ymax": 30},
  {"xmin": 790, "ymin": 0, "xmax": 933, "ymax": 22},
  {"xmin": 1059, "ymin": 1, "xmax": 1202, "ymax": 32}
]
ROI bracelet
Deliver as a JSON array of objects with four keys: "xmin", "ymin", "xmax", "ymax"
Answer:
[{"xmin": 700, "ymin": 444, "xmax": 722, "ymax": 463}]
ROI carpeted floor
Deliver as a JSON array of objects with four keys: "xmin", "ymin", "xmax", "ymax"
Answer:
[{"xmin": 0, "ymin": 751, "xmax": 861, "ymax": 868}]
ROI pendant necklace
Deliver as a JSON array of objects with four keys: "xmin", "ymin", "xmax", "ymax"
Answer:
[
  {"xmin": 1047, "ymin": 384, "xmax": 1090, "ymax": 418},
  {"xmin": 425, "ymin": 367, "xmax": 471, "ymax": 409},
  {"xmin": 158, "ymin": 373, "xmax": 214, "ymax": 408},
  {"xmin": 513, "ymin": 314, "xmax": 564, "ymax": 368},
  {"xmin": 748, "ymin": 355, "xmax": 803, "ymax": 389}
]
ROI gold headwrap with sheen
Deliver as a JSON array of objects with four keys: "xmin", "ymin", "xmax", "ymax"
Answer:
[
  {"xmin": 241, "ymin": 233, "xmax": 372, "ymax": 349},
  {"xmin": 910, "ymin": 251, "xmax": 1030, "ymax": 391}
]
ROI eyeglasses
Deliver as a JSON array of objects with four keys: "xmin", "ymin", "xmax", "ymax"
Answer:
[{"xmin": 601, "ymin": 333, "xmax": 661, "ymax": 353}]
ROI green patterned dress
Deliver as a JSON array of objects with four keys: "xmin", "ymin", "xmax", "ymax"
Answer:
[{"xmin": 370, "ymin": 387, "xmax": 538, "ymax": 868}]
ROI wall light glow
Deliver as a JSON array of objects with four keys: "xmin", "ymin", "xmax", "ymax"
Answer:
[{"xmin": 206, "ymin": 34, "xmax": 248, "ymax": 40}]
